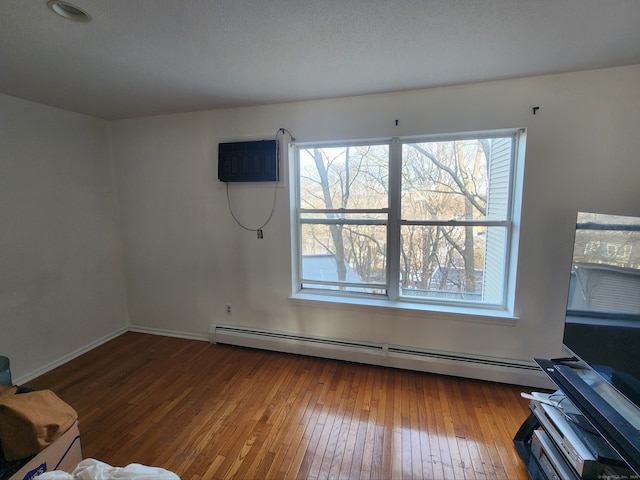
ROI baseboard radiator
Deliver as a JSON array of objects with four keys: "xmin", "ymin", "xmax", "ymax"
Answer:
[{"xmin": 209, "ymin": 324, "xmax": 550, "ymax": 388}]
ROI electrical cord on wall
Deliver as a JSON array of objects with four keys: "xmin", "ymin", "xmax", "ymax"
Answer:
[
  {"xmin": 226, "ymin": 181, "xmax": 276, "ymax": 234},
  {"xmin": 225, "ymin": 127, "xmax": 296, "ymax": 237},
  {"xmin": 277, "ymin": 127, "xmax": 295, "ymax": 142}
]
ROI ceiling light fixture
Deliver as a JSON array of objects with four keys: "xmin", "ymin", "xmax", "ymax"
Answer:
[{"xmin": 46, "ymin": 0, "xmax": 91, "ymax": 22}]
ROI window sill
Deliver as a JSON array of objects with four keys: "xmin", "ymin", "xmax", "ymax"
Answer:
[{"xmin": 289, "ymin": 293, "xmax": 519, "ymax": 325}]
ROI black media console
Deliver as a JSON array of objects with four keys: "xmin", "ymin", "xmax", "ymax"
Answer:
[{"xmin": 513, "ymin": 363, "xmax": 639, "ymax": 480}]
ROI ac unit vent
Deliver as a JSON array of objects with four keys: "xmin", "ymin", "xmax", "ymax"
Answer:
[{"xmin": 218, "ymin": 140, "xmax": 278, "ymax": 182}]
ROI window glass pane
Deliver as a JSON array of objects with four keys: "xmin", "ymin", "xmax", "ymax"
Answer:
[
  {"xmin": 401, "ymin": 138, "xmax": 511, "ymax": 222},
  {"xmin": 299, "ymin": 145, "xmax": 389, "ymax": 211},
  {"xmin": 399, "ymin": 225, "xmax": 506, "ymax": 304},
  {"xmin": 300, "ymin": 223, "xmax": 387, "ymax": 285},
  {"xmin": 294, "ymin": 130, "xmax": 520, "ymax": 309}
]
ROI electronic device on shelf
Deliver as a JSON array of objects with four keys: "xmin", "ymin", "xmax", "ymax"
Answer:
[
  {"xmin": 537, "ymin": 211, "xmax": 640, "ymax": 475},
  {"xmin": 563, "ymin": 212, "xmax": 640, "ymax": 412},
  {"xmin": 514, "ymin": 212, "xmax": 640, "ymax": 479},
  {"xmin": 528, "ymin": 394, "xmax": 628, "ymax": 478},
  {"xmin": 530, "ymin": 401, "xmax": 599, "ymax": 478},
  {"xmin": 531, "ymin": 429, "xmax": 580, "ymax": 480}
]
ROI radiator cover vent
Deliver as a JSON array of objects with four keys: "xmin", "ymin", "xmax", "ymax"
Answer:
[{"xmin": 208, "ymin": 323, "xmax": 548, "ymax": 387}]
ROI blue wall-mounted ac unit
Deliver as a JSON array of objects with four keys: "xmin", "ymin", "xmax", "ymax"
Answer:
[{"xmin": 218, "ymin": 139, "xmax": 278, "ymax": 182}]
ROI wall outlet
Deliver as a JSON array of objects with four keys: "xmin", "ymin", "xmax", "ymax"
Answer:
[{"xmin": 225, "ymin": 304, "xmax": 232, "ymax": 315}]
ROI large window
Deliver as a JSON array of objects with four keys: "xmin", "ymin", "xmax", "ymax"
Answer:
[{"xmin": 292, "ymin": 130, "xmax": 524, "ymax": 310}]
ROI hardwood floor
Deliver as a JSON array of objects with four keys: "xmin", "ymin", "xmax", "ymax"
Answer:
[{"xmin": 25, "ymin": 332, "xmax": 533, "ymax": 479}]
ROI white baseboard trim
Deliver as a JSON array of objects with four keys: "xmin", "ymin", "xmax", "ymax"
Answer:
[
  {"xmin": 14, "ymin": 326, "xmax": 129, "ymax": 385},
  {"xmin": 15, "ymin": 323, "xmax": 553, "ymax": 389},
  {"xmin": 128, "ymin": 325, "xmax": 209, "ymax": 342},
  {"xmin": 14, "ymin": 326, "xmax": 207, "ymax": 385}
]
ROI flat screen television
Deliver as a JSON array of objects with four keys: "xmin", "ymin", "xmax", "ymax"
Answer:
[{"xmin": 538, "ymin": 211, "xmax": 640, "ymax": 473}]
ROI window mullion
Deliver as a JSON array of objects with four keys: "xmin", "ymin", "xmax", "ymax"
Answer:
[
  {"xmin": 299, "ymin": 208, "xmax": 388, "ymax": 214},
  {"xmin": 387, "ymin": 138, "xmax": 402, "ymax": 300},
  {"xmin": 300, "ymin": 218, "xmax": 387, "ymax": 226}
]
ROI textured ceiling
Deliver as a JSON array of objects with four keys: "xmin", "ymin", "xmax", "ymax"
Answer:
[{"xmin": 2, "ymin": 0, "xmax": 640, "ymax": 119}]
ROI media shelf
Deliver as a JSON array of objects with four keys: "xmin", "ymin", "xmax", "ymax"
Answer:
[{"xmin": 514, "ymin": 391, "xmax": 638, "ymax": 480}]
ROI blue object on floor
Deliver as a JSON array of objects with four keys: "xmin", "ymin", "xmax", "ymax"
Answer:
[{"xmin": 0, "ymin": 356, "xmax": 11, "ymax": 386}]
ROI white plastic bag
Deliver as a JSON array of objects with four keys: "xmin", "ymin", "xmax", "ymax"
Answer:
[
  {"xmin": 34, "ymin": 472, "xmax": 73, "ymax": 480},
  {"xmin": 37, "ymin": 458, "xmax": 180, "ymax": 480}
]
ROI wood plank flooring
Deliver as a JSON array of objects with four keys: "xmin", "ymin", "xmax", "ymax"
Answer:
[{"xmin": 25, "ymin": 332, "xmax": 533, "ymax": 479}]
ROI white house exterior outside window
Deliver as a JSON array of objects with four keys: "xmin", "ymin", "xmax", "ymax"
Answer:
[{"xmin": 292, "ymin": 129, "xmax": 525, "ymax": 312}]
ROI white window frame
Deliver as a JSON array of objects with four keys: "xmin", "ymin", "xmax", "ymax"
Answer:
[{"xmin": 290, "ymin": 129, "xmax": 525, "ymax": 316}]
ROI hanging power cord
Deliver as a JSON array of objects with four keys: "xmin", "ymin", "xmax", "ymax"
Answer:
[
  {"xmin": 225, "ymin": 182, "xmax": 275, "ymax": 235},
  {"xmin": 225, "ymin": 127, "xmax": 295, "ymax": 237}
]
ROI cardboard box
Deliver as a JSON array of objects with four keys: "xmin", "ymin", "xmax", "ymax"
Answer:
[{"xmin": 9, "ymin": 422, "xmax": 82, "ymax": 480}]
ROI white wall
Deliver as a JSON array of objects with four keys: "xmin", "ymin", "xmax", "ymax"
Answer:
[
  {"xmin": 2, "ymin": 65, "xmax": 639, "ymax": 386},
  {"xmin": 111, "ymin": 66, "xmax": 640, "ymax": 384},
  {"xmin": 0, "ymin": 94, "xmax": 129, "ymax": 382}
]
